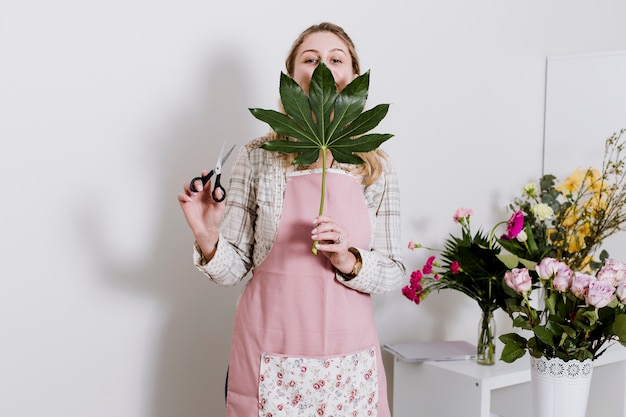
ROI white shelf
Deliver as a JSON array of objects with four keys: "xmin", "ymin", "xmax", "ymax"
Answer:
[{"xmin": 387, "ymin": 342, "xmax": 626, "ymax": 417}]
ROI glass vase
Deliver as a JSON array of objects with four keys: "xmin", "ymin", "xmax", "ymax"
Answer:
[{"xmin": 476, "ymin": 309, "xmax": 496, "ymax": 365}]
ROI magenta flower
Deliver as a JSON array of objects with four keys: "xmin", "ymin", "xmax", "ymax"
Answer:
[
  {"xmin": 402, "ymin": 284, "xmax": 423, "ymax": 305},
  {"xmin": 402, "ymin": 285, "xmax": 418, "ymax": 302},
  {"xmin": 450, "ymin": 261, "xmax": 461, "ymax": 274},
  {"xmin": 422, "ymin": 256, "xmax": 436, "ymax": 274},
  {"xmin": 410, "ymin": 270, "xmax": 423, "ymax": 288},
  {"xmin": 501, "ymin": 210, "xmax": 525, "ymax": 240}
]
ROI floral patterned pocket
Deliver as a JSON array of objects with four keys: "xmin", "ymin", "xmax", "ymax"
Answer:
[{"xmin": 258, "ymin": 346, "xmax": 378, "ymax": 417}]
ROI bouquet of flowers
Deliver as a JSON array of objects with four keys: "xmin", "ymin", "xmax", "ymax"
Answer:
[
  {"xmin": 500, "ymin": 257, "xmax": 626, "ymax": 362},
  {"xmin": 403, "ymin": 208, "xmax": 511, "ymax": 312},
  {"xmin": 499, "ymin": 129, "xmax": 626, "ymax": 362},
  {"xmin": 402, "ymin": 208, "xmax": 520, "ymax": 364},
  {"xmin": 497, "ymin": 129, "xmax": 626, "ymax": 271}
]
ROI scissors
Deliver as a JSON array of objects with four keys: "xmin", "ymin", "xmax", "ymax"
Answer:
[{"xmin": 189, "ymin": 143, "xmax": 236, "ymax": 202}]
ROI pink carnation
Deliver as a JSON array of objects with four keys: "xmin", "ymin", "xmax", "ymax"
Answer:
[
  {"xmin": 422, "ymin": 256, "xmax": 436, "ymax": 274},
  {"xmin": 402, "ymin": 285, "xmax": 418, "ymax": 302},
  {"xmin": 450, "ymin": 261, "xmax": 461, "ymax": 274},
  {"xmin": 410, "ymin": 270, "xmax": 423, "ymax": 288},
  {"xmin": 452, "ymin": 208, "xmax": 473, "ymax": 223}
]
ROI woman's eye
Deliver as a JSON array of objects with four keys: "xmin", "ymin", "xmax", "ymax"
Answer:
[
  {"xmin": 330, "ymin": 58, "xmax": 343, "ymax": 64},
  {"xmin": 304, "ymin": 57, "xmax": 319, "ymax": 64}
]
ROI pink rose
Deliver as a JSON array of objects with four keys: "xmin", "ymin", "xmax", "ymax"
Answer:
[
  {"xmin": 504, "ymin": 268, "xmax": 532, "ymax": 294},
  {"xmin": 535, "ymin": 258, "xmax": 570, "ymax": 281},
  {"xmin": 616, "ymin": 283, "xmax": 626, "ymax": 304},
  {"xmin": 552, "ymin": 266, "xmax": 573, "ymax": 292},
  {"xmin": 597, "ymin": 258, "xmax": 626, "ymax": 286},
  {"xmin": 571, "ymin": 272, "xmax": 593, "ymax": 299},
  {"xmin": 586, "ymin": 279, "xmax": 615, "ymax": 308},
  {"xmin": 453, "ymin": 208, "xmax": 473, "ymax": 223}
]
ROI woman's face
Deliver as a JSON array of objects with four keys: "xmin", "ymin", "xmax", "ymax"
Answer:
[{"xmin": 291, "ymin": 31, "xmax": 356, "ymax": 95}]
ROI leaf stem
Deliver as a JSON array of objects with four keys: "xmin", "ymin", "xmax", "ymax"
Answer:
[{"xmin": 312, "ymin": 147, "xmax": 328, "ymax": 255}]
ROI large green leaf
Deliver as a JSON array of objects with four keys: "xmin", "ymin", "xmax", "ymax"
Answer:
[
  {"xmin": 279, "ymin": 72, "xmax": 317, "ymax": 136},
  {"xmin": 308, "ymin": 63, "xmax": 336, "ymax": 141},
  {"xmin": 248, "ymin": 61, "xmax": 393, "ymax": 254},
  {"xmin": 249, "ymin": 61, "xmax": 392, "ymax": 163},
  {"xmin": 249, "ymin": 108, "xmax": 315, "ymax": 142}
]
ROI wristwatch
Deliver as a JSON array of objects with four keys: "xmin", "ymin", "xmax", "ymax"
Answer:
[{"xmin": 338, "ymin": 247, "xmax": 362, "ymax": 281}]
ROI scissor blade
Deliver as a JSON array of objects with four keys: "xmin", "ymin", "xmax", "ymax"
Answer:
[{"xmin": 218, "ymin": 144, "xmax": 236, "ymax": 168}]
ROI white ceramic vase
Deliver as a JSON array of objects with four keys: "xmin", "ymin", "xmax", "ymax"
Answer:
[{"xmin": 530, "ymin": 355, "xmax": 594, "ymax": 417}]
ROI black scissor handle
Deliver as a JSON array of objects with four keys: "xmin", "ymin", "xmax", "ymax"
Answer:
[
  {"xmin": 212, "ymin": 174, "xmax": 226, "ymax": 202},
  {"xmin": 189, "ymin": 170, "xmax": 214, "ymax": 193}
]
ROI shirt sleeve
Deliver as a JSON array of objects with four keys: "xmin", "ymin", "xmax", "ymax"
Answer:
[
  {"xmin": 193, "ymin": 145, "xmax": 257, "ymax": 286},
  {"xmin": 336, "ymin": 160, "xmax": 406, "ymax": 294}
]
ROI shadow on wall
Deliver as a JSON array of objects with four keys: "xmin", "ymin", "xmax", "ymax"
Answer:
[
  {"xmin": 145, "ymin": 50, "xmax": 254, "ymax": 417},
  {"xmin": 82, "ymin": 48, "xmax": 255, "ymax": 417}
]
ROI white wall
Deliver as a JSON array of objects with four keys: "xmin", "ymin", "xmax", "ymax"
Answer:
[{"xmin": 2, "ymin": 1, "xmax": 626, "ymax": 416}]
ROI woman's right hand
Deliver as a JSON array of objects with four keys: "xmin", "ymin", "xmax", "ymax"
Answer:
[{"xmin": 177, "ymin": 171, "xmax": 226, "ymax": 259}]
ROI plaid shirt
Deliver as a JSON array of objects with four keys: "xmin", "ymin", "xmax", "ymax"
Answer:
[{"xmin": 194, "ymin": 136, "xmax": 405, "ymax": 295}]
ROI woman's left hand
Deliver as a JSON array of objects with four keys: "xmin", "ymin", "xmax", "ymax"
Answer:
[{"xmin": 311, "ymin": 215, "xmax": 355, "ymax": 275}]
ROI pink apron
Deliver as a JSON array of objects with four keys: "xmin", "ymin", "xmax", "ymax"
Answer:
[{"xmin": 226, "ymin": 170, "xmax": 390, "ymax": 417}]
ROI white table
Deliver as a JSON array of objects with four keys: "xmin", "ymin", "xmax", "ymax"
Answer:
[{"xmin": 387, "ymin": 343, "xmax": 626, "ymax": 417}]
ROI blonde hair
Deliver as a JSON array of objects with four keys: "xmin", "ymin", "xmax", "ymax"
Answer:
[{"xmin": 274, "ymin": 22, "xmax": 387, "ymax": 186}]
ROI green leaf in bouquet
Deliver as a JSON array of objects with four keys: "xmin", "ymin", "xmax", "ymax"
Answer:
[
  {"xmin": 496, "ymin": 253, "xmax": 521, "ymax": 269},
  {"xmin": 533, "ymin": 324, "xmax": 556, "ymax": 347},
  {"xmin": 613, "ymin": 314, "xmax": 626, "ymax": 346},
  {"xmin": 499, "ymin": 333, "xmax": 528, "ymax": 363},
  {"xmin": 512, "ymin": 315, "xmax": 532, "ymax": 330}
]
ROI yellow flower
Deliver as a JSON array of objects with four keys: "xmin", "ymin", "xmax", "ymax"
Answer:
[
  {"xmin": 584, "ymin": 168, "xmax": 603, "ymax": 193},
  {"xmin": 583, "ymin": 194, "xmax": 608, "ymax": 217},
  {"xmin": 555, "ymin": 168, "xmax": 585, "ymax": 196},
  {"xmin": 567, "ymin": 222, "xmax": 591, "ymax": 253},
  {"xmin": 560, "ymin": 206, "xmax": 579, "ymax": 228}
]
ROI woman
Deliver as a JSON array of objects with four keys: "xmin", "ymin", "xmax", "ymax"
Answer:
[{"xmin": 178, "ymin": 22, "xmax": 405, "ymax": 417}]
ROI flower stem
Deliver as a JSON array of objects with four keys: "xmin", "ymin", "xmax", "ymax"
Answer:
[{"xmin": 488, "ymin": 221, "xmax": 506, "ymax": 249}]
